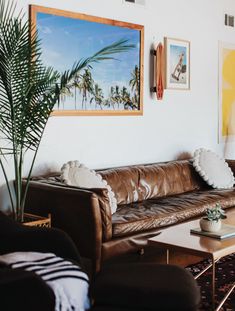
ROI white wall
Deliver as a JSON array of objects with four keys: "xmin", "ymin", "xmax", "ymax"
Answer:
[{"xmin": 5, "ymin": 0, "xmax": 235, "ymax": 177}]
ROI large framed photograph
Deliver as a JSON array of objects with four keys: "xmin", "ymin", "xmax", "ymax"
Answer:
[
  {"xmin": 218, "ymin": 41, "xmax": 235, "ymax": 143},
  {"xmin": 30, "ymin": 5, "xmax": 144, "ymax": 116},
  {"xmin": 164, "ymin": 37, "xmax": 190, "ymax": 90}
]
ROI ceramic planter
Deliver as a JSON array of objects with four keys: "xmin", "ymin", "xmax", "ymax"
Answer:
[{"xmin": 199, "ymin": 218, "xmax": 221, "ymax": 232}]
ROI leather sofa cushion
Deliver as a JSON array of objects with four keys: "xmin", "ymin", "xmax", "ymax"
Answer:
[
  {"xmin": 99, "ymin": 160, "xmax": 205, "ymax": 205},
  {"xmin": 112, "ymin": 188, "xmax": 235, "ymax": 237}
]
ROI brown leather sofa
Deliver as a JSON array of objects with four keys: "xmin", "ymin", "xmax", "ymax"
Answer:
[{"xmin": 24, "ymin": 159, "xmax": 235, "ymax": 273}]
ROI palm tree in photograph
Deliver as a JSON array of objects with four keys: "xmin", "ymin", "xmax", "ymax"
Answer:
[
  {"xmin": 79, "ymin": 68, "xmax": 94, "ymax": 109},
  {"xmin": 114, "ymin": 85, "xmax": 121, "ymax": 109},
  {"xmin": 121, "ymin": 86, "xmax": 129, "ymax": 104},
  {"xmin": 90, "ymin": 83, "xmax": 104, "ymax": 109},
  {"xmin": 129, "ymin": 65, "xmax": 140, "ymax": 106},
  {"xmin": 131, "ymin": 94, "xmax": 138, "ymax": 110},
  {"xmin": 59, "ymin": 83, "xmax": 74, "ymax": 109},
  {"xmin": 72, "ymin": 74, "xmax": 81, "ymax": 109},
  {"xmin": 120, "ymin": 86, "xmax": 135, "ymax": 110},
  {"xmin": 108, "ymin": 86, "xmax": 116, "ymax": 109}
]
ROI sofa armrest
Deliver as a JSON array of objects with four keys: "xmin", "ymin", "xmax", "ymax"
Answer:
[
  {"xmin": 0, "ymin": 223, "xmax": 81, "ymax": 264},
  {"xmin": 24, "ymin": 181, "xmax": 112, "ymax": 272},
  {"xmin": 227, "ymin": 159, "xmax": 235, "ymax": 175}
]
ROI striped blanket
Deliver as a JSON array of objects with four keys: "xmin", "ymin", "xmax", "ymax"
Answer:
[{"xmin": 0, "ymin": 252, "xmax": 90, "ymax": 311}]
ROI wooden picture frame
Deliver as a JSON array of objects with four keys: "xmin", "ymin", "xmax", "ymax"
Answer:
[
  {"xmin": 164, "ymin": 37, "xmax": 190, "ymax": 90},
  {"xmin": 218, "ymin": 41, "xmax": 235, "ymax": 143},
  {"xmin": 29, "ymin": 5, "xmax": 144, "ymax": 116}
]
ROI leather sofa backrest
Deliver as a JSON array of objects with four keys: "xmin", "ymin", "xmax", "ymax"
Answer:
[{"xmin": 98, "ymin": 160, "xmax": 206, "ymax": 205}]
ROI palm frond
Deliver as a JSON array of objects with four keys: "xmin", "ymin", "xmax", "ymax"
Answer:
[{"xmin": 57, "ymin": 39, "xmax": 135, "ymax": 94}]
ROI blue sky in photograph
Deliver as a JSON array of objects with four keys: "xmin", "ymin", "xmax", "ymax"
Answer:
[
  {"xmin": 37, "ymin": 13, "xmax": 140, "ymax": 100},
  {"xmin": 170, "ymin": 45, "xmax": 187, "ymax": 66}
]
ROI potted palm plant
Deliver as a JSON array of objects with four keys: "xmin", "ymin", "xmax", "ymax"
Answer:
[{"xmin": 0, "ymin": 0, "xmax": 133, "ymax": 222}]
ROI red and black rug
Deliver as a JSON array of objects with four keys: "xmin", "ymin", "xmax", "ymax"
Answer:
[{"xmin": 186, "ymin": 254, "xmax": 235, "ymax": 311}]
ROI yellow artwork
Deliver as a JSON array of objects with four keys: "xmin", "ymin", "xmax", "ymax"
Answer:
[{"xmin": 219, "ymin": 42, "xmax": 235, "ymax": 142}]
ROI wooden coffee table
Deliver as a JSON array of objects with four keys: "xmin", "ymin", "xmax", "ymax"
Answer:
[{"xmin": 148, "ymin": 212, "xmax": 235, "ymax": 311}]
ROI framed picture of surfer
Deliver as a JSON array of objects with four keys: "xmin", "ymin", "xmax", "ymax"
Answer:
[
  {"xmin": 29, "ymin": 5, "xmax": 144, "ymax": 116},
  {"xmin": 164, "ymin": 37, "xmax": 190, "ymax": 90}
]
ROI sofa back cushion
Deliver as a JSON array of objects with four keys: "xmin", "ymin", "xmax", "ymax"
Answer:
[{"xmin": 98, "ymin": 160, "xmax": 206, "ymax": 205}]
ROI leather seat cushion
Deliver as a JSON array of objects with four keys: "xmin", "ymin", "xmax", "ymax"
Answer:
[
  {"xmin": 112, "ymin": 188, "xmax": 235, "ymax": 237},
  {"xmin": 92, "ymin": 263, "xmax": 200, "ymax": 311}
]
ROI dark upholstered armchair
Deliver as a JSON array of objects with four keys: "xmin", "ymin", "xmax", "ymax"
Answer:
[
  {"xmin": 0, "ymin": 212, "xmax": 200, "ymax": 311},
  {"xmin": 0, "ymin": 211, "xmax": 82, "ymax": 311}
]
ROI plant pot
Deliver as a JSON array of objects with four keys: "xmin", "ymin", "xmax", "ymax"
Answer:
[
  {"xmin": 199, "ymin": 218, "xmax": 221, "ymax": 232},
  {"xmin": 23, "ymin": 213, "xmax": 51, "ymax": 228}
]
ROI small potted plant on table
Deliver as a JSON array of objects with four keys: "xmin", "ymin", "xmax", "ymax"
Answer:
[{"xmin": 200, "ymin": 204, "xmax": 227, "ymax": 232}]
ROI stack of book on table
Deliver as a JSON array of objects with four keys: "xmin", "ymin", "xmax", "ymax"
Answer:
[{"xmin": 191, "ymin": 224, "xmax": 235, "ymax": 240}]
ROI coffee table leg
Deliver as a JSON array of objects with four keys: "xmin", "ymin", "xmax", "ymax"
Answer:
[
  {"xmin": 212, "ymin": 257, "xmax": 215, "ymax": 310},
  {"xmin": 166, "ymin": 249, "xmax": 169, "ymax": 264},
  {"xmin": 215, "ymin": 282, "xmax": 235, "ymax": 311}
]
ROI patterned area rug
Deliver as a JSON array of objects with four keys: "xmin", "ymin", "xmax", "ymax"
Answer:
[{"xmin": 186, "ymin": 254, "xmax": 235, "ymax": 311}]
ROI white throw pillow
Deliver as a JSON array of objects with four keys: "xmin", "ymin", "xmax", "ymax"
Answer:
[
  {"xmin": 192, "ymin": 148, "xmax": 235, "ymax": 189},
  {"xmin": 61, "ymin": 161, "xmax": 117, "ymax": 214}
]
